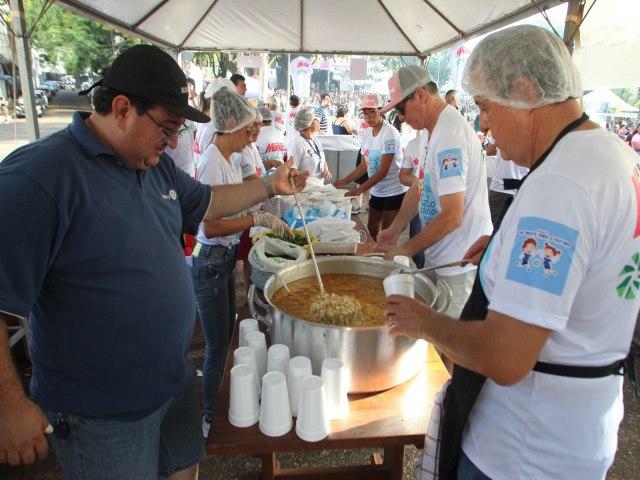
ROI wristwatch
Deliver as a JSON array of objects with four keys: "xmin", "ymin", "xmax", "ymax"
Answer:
[{"xmin": 262, "ymin": 174, "xmax": 275, "ymax": 198}]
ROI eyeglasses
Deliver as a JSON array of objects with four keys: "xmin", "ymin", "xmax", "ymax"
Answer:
[
  {"xmin": 395, "ymin": 92, "xmax": 416, "ymax": 115},
  {"xmin": 144, "ymin": 111, "xmax": 187, "ymax": 143},
  {"xmin": 360, "ymin": 109, "xmax": 378, "ymax": 116}
]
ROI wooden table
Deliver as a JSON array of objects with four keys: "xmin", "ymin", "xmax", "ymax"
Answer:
[{"xmin": 206, "ymin": 321, "xmax": 450, "ymax": 480}]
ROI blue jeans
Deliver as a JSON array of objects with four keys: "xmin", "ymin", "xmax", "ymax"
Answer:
[
  {"xmin": 409, "ymin": 214, "xmax": 425, "ymax": 269},
  {"xmin": 190, "ymin": 243, "xmax": 238, "ymax": 422},
  {"xmin": 458, "ymin": 450, "xmax": 492, "ymax": 480},
  {"xmin": 44, "ymin": 365, "xmax": 203, "ymax": 479}
]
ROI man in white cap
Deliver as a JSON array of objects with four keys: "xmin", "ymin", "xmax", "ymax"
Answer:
[
  {"xmin": 377, "ymin": 65, "xmax": 492, "ymax": 318},
  {"xmin": 384, "ymin": 25, "xmax": 639, "ymax": 479}
]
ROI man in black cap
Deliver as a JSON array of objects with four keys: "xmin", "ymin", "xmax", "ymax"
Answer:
[{"xmin": 0, "ymin": 44, "xmax": 305, "ymax": 478}]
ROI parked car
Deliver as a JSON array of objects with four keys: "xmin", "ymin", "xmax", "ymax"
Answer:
[
  {"xmin": 43, "ymin": 80, "xmax": 58, "ymax": 95},
  {"xmin": 34, "ymin": 89, "xmax": 48, "ymax": 107},
  {"xmin": 36, "ymin": 84, "xmax": 54, "ymax": 97}
]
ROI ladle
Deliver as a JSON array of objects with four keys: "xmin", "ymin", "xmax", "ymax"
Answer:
[
  {"xmin": 290, "ymin": 178, "xmax": 325, "ymax": 294},
  {"xmin": 391, "ymin": 259, "xmax": 471, "ymax": 276}
]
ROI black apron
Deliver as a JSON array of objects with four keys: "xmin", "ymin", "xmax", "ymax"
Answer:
[{"xmin": 436, "ymin": 113, "xmax": 625, "ymax": 479}]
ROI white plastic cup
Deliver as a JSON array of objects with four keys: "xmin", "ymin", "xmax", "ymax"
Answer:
[
  {"xmin": 321, "ymin": 358, "xmax": 349, "ymax": 420},
  {"xmin": 393, "ymin": 255, "xmax": 411, "ymax": 268},
  {"xmin": 238, "ymin": 318, "xmax": 260, "ymax": 347},
  {"xmin": 383, "ymin": 273, "xmax": 415, "ymax": 298},
  {"xmin": 245, "ymin": 331, "xmax": 268, "ymax": 381},
  {"xmin": 287, "ymin": 356, "xmax": 313, "ymax": 417},
  {"xmin": 259, "ymin": 371, "xmax": 293, "ymax": 437},
  {"xmin": 267, "ymin": 344, "xmax": 291, "ymax": 376},
  {"xmin": 228, "ymin": 365, "xmax": 260, "ymax": 427},
  {"xmin": 296, "ymin": 375, "xmax": 330, "ymax": 442},
  {"xmin": 233, "ymin": 346, "xmax": 261, "ymax": 395}
]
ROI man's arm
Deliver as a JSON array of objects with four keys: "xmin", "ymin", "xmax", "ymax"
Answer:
[
  {"xmin": 383, "ymin": 299, "xmax": 551, "ymax": 385},
  {"xmin": 0, "ymin": 313, "xmax": 50, "ymax": 465},
  {"xmin": 203, "ymin": 158, "xmax": 307, "ymax": 221},
  {"xmin": 399, "ymin": 167, "xmax": 415, "ymax": 187},
  {"xmin": 376, "ymin": 180, "xmax": 419, "ymax": 246}
]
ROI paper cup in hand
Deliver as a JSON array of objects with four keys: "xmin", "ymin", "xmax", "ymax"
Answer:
[
  {"xmin": 267, "ymin": 344, "xmax": 291, "ymax": 376},
  {"xmin": 259, "ymin": 371, "xmax": 292, "ymax": 437},
  {"xmin": 239, "ymin": 318, "xmax": 259, "ymax": 347},
  {"xmin": 383, "ymin": 273, "xmax": 415, "ymax": 298},
  {"xmin": 287, "ymin": 356, "xmax": 313, "ymax": 417},
  {"xmin": 296, "ymin": 375, "xmax": 330, "ymax": 442},
  {"xmin": 228, "ymin": 365, "xmax": 260, "ymax": 427},
  {"xmin": 233, "ymin": 346, "xmax": 261, "ymax": 395},
  {"xmin": 245, "ymin": 331, "xmax": 268, "ymax": 381},
  {"xmin": 321, "ymin": 358, "xmax": 349, "ymax": 420}
]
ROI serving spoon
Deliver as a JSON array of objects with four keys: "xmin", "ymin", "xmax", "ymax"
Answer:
[
  {"xmin": 391, "ymin": 259, "xmax": 471, "ymax": 276},
  {"xmin": 290, "ymin": 178, "xmax": 325, "ymax": 294}
]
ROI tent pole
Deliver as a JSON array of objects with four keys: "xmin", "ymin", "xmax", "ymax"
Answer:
[
  {"xmin": 563, "ymin": 0, "xmax": 583, "ymax": 55},
  {"xmin": 9, "ymin": 0, "xmax": 39, "ymax": 141},
  {"xmin": 287, "ymin": 53, "xmax": 291, "ymax": 100}
]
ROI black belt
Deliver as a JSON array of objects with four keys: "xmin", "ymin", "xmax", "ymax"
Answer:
[{"xmin": 533, "ymin": 359, "xmax": 625, "ymax": 378}]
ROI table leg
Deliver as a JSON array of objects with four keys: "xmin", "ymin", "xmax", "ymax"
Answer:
[
  {"xmin": 384, "ymin": 445, "xmax": 405, "ymax": 480},
  {"xmin": 262, "ymin": 453, "xmax": 277, "ymax": 480}
]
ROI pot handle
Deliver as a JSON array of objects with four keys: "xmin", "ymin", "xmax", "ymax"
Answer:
[
  {"xmin": 433, "ymin": 278, "xmax": 452, "ymax": 314},
  {"xmin": 247, "ymin": 284, "xmax": 271, "ymax": 329}
]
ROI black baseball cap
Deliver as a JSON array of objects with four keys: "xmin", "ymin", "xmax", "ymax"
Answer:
[{"xmin": 80, "ymin": 44, "xmax": 210, "ymax": 123}]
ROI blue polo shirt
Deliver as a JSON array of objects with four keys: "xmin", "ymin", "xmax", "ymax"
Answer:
[{"xmin": 0, "ymin": 112, "xmax": 211, "ymax": 417}]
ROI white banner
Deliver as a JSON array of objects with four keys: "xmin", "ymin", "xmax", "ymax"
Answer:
[
  {"xmin": 449, "ymin": 40, "xmax": 472, "ymax": 92},
  {"xmin": 290, "ymin": 56, "xmax": 313, "ymax": 98}
]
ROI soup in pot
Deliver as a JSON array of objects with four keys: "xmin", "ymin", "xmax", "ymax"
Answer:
[{"xmin": 271, "ymin": 274, "xmax": 387, "ymax": 327}]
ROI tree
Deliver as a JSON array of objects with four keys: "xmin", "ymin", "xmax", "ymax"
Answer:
[{"xmin": 1, "ymin": 0, "xmax": 141, "ymax": 76}]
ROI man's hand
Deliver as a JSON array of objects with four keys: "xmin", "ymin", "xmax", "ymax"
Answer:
[
  {"xmin": 378, "ymin": 245, "xmax": 407, "ymax": 261},
  {"xmin": 0, "ymin": 395, "xmax": 50, "ymax": 465},
  {"xmin": 376, "ymin": 228, "xmax": 400, "ymax": 247},
  {"xmin": 464, "ymin": 235, "xmax": 491, "ymax": 265},
  {"xmin": 383, "ymin": 295, "xmax": 433, "ymax": 340},
  {"xmin": 333, "ymin": 179, "xmax": 347, "ymax": 189},
  {"xmin": 270, "ymin": 158, "xmax": 308, "ymax": 194}
]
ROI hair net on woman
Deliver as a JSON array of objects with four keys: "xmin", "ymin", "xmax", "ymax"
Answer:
[
  {"xmin": 258, "ymin": 106, "xmax": 272, "ymax": 122},
  {"xmin": 211, "ymin": 87, "xmax": 256, "ymax": 133},
  {"xmin": 253, "ymin": 106, "xmax": 263, "ymax": 124},
  {"xmin": 294, "ymin": 107, "xmax": 315, "ymax": 131},
  {"xmin": 461, "ymin": 25, "xmax": 582, "ymax": 109},
  {"xmin": 205, "ymin": 77, "xmax": 235, "ymax": 99}
]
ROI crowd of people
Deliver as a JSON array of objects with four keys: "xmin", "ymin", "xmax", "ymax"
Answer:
[{"xmin": 1, "ymin": 24, "xmax": 639, "ymax": 480}]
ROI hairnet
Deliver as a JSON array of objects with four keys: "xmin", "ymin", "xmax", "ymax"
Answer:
[
  {"xmin": 462, "ymin": 25, "xmax": 582, "ymax": 109},
  {"xmin": 211, "ymin": 88, "xmax": 256, "ymax": 133},
  {"xmin": 205, "ymin": 77, "xmax": 235, "ymax": 99},
  {"xmin": 253, "ymin": 106, "xmax": 263, "ymax": 124},
  {"xmin": 295, "ymin": 108, "xmax": 315, "ymax": 131},
  {"xmin": 258, "ymin": 106, "xmax": 272, "ymax": 122}
]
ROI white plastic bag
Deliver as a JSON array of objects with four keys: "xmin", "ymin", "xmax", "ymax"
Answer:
[
  {"xmin": 248, "ymin": 236, "xmax": 307, "ymax": 273},
  {"xmin": 306, "ymin": 217, "xmax": 361, "ymax": 242}
]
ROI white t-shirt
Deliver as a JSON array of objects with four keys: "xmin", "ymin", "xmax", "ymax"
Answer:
[
  {"xmin": 255, "ymin": 125, "xmax": 286, "ymax": 165},
  {"xmin": 401, "ymin": 136, "xmax": 420, "ymax": 175},
  {"xmin": 489, "ymin": 148, "xmax": 529, "ymax": 195},
  {"xmin": 196, "ymin": 144, "xmax": 243, "ymax": 247},
  {"xmin": 359, "ymin": 119, "xmax": 407, "ymax": 198},
  {"xmin": 463, "ymin": 128, "xmax": 640, "ymax": 479},
  {"xmin": 240, "ymin": 144, "xmax": 267, "ymax": 213},
  {"xmin": 284, "ymin": 107, "xmax": 300, "ymax": 148},
  {"xmin": 194, "ymin": 120, "xmax": 215, "ymax": 172},
  {"xmin": 165, "ymin": 120, "xmax": 195, "ymax": 177},
  {"xmin": 289, "ymin": 134, "xmax": 327, "ymax": 179},
  {"xmin": 416, "ymin": 106, "xmax": 492, "ymax": 274}
]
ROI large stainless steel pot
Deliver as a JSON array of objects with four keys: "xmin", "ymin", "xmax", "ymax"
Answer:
[{"xmin": 248, "ymin": 256, "xmax": 451, "ymax": 393}]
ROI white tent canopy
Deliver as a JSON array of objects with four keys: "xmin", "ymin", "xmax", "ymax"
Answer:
[
  {"xmin": 583, "ymin": 89, "xmax": 639, "ymax": 117},
  {"xmin": 54, "ymin": 0, "xmax": 567, "ymax": 57}
]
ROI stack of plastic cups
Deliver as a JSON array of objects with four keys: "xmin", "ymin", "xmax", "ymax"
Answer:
[
  {"xmin": 267, "ymin": 344, "xmax": 291, "ymax": 376},
  {"xmin": 259, "ymin": 371, "xmax": 293, "ymax": 437},
  {"xmin": 321, "ymin": 358, "xmax": 349, "ymax": 420},
  {"xmin": 287, "ymin": 356, "xmax": 313, "ymax": 417},
  {"xmin": 295, "ymin": 375, "xmax": 330, "ymax": 442},
  {"xmin": 238, "ymin": 318, "xmax": 259, "ymax": 347},
  {"xmin": 245, "ymin": 331, "xmax": 268, "ymax": 381},
  {"xmin": 233, "ymin": 346, "xmax": 261, "ymax": 396},
  {"xmin": 228, "ymin": 364, "xmax": 260, "ymax": 427}
]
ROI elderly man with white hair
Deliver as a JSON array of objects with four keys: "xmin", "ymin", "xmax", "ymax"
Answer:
[{"xmin": 384, "ymin": 25, "xmax": 640, "ymax": 479}]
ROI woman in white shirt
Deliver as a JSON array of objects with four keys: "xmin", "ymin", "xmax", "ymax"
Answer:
[{"xmin": 289, "ymin": 107, "xmax": 331, "ymax": 180}]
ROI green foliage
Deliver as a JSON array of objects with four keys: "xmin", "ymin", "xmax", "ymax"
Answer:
[
  {"xmin": 192, "ymin": 51, "xmax": 237, "ymax": 78},
  {"xmin": 612, "ymin": 88, "xmax": 640, "ymax": 109},
  {"xmin": 6, "ymin": 0, "xmax": 141, "ymax": 76}
]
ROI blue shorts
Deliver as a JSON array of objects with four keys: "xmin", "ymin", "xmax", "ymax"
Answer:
[{"xmin": 43, "ymin": 365, "xmax": 203, "ymax": 479}]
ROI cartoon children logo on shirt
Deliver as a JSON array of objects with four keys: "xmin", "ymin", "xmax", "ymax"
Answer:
[
  {"xmin": 418, "ymin": 168, "xmax": 439, "ymax": 228},
  {"xmin": 506, "ymin": 217, "xmax": 579, "ymax": 295},
  {"xmin": 437, "ymin": 148, "xmax": 464, "ymax": 179}
]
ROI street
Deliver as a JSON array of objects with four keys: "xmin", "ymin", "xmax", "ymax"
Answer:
[{"xmin": 0, "ymin": 89, "xmax": 89, "ymax": 161}]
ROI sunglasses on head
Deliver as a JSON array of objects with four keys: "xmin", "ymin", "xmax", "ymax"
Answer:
[{"xmin": 395, "ymin": 91, "xmax": 416, "ymax": 115}]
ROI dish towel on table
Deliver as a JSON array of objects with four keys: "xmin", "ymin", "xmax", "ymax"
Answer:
[{"xmin": 416, "ymin": 379, "xmax": 451, "ymax": 480}]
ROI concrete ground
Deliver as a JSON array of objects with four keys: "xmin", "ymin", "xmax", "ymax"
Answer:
[{"xmin": 1, "ymin": 90, "xmax": 638, "ymax": 479}]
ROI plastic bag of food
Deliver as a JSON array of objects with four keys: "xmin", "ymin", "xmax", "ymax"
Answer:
[{"xmin": 249, "ymin": 236, "xmax": 308, "ymax": 289}]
